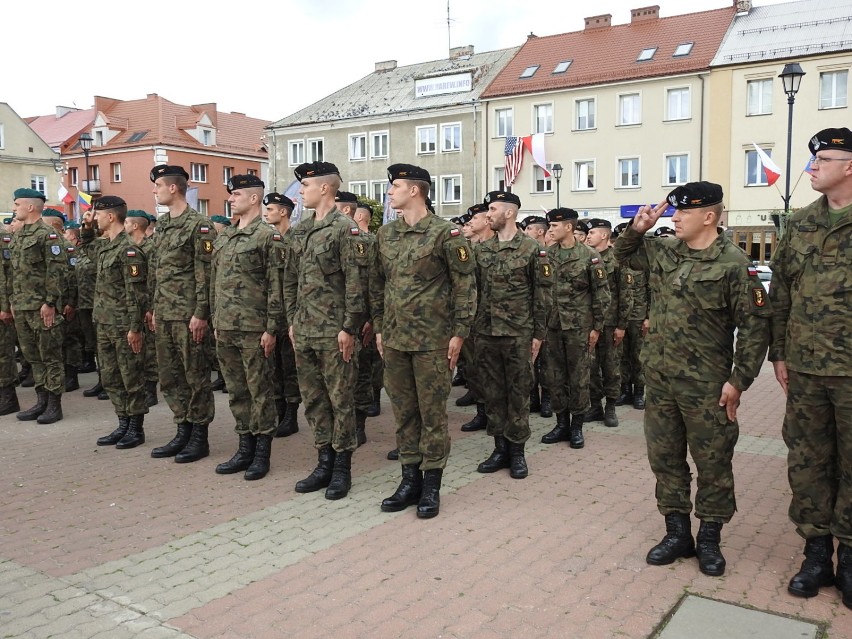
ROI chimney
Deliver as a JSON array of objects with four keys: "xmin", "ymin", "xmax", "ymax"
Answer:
[
  {"xmin": 584, "ymin": 14, "xmax": 612, "ymax": 30},
  {"xmin": 631, "ymin": 6, "xmax": 660, "ymax": 23},
  {"xmin": 375, "ymin": 60, "xmax": 397, "ymax": 73},
  {"xmin": 449, "ymin": 45, "xmax": 474, "ymax": 60},
  {"xmin": 55, "ymin": 105, "xmax": 80, "ymax": 118},
  {"xmin": 527, "ymin": 32, "xmax": 538, "ymax": 40},
  {"xmin": 736, "ymin": 0, "xmax": 752, "ymax": 13}
]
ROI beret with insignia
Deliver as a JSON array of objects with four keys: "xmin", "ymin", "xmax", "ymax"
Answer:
[
  {"xmin": 387, "ymin": 163, "xmax": 431, "ymax": 184},
  {"xmin": 3, "ymin": 217, "xmax": 13, "ymax": 225},
  {"xmin": 586, "ymin": 218, "xmax": 612, "ymax": 230},
  {"xmin": 808, "ymin": 127, "xmax": 852, "ymax": 155},
  {"xmin": 14, "ymin": 188, "xmax": 47, "ymax": 201},
  {"xmin": 613, "ymin": 222, "xmax": 629, "ymax": 235},
  {"xmin": 335, "ymin": 191, "xmax": 358, "ymax": 204},
  {"xmin": 467, "ymin": 202, "xmax": 488, "ymax": 216},
  {"xmin": 450, "ymin": 216, "xmax": 463, "ymax": 225},
  {"xmin": 93, "ymin": 196, "xmax": 126, "ymax": 211},
  {"xmin": 546, "ymin": 207, "xmax": 579, "ymax": 223},
  {"xmin": 150, "ymin": 164, "xmax": 189, "ymax": 182},
  {"xmin": 654, "ymin": 226, "xmax": 676, "ymax": 237},
  {"xmin": 483, "ymin": 190, "xmax": 521, "ymax": 208},
  {"xmin": 294, "ymin": 162, "xmax": 341, "ymax": 182},
  {"xmin": 458, "ymin": 212, "xmax": 473, "ymax": 225},
  {"xmin": 666, "ymin": 181, "xmax": 723, "ymax": 210},
  {"xmin": 42, "ymin": 208, "xmax": 66, "ymax": 222},
  {"xmin": 521, "ymin": 215, "xmax": 548, "ymax": 229},
  {"xmin": 127, "ymin": 209, "xmax": 149, "ymax": 219},
  {"xmin": 263, "ymin": 192, "xmax": 295, "ymax": 209},
  {"xmin": 226, "ymin": 174, "xmax": 265, "ymax": 193},
  {"xmin": 575, "ymin": 220, "xmax": 590, "ymax": 234},
  {"xmin": 210, "ymin": 215, "xmax": 231, "ymax": 226},
  {"xmin": 64, "ymin": 221, "xmax": 81, "ymax": 230}
]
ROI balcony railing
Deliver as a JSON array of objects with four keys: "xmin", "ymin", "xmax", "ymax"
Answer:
[{"xmin": 81, "ymin": 179, "xmax": 101, "ymax": 194}]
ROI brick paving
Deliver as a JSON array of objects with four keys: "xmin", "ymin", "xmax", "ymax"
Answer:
[{"xmin": 1, "ymin": 361, "xmax": 850, "ymax": 638}]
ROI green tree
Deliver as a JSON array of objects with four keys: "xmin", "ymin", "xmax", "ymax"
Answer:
[{"xmin": 358, "ymin": 197, "xmax": 385, "ymax": 233}]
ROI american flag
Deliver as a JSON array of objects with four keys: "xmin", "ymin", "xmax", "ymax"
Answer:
[{"xmin": 504, "ymin": 136, "xmax": 525, "ymax": 187}]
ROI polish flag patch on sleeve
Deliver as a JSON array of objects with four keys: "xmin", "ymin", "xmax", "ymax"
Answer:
[
  {"xmin": 350, "ymin": 227, "xmax": 360, "ymax": 235},
  {"xmin": 127, "ymin": 249, "xmax": 137, "ymax": 257},
  {"xmin": 747, "ymin": 266, "xmax": 758, "ymax": 276},
  {"xmin": 199, "ymin": 226, "xmax": 210, "ymax": 234},
  {"xmin": 450, "ymin": 228, "xmax": 461, "ymax": 237},
  {"xmin": 591, "ymin": 256, "xmax": 600, "ymax": 264}
]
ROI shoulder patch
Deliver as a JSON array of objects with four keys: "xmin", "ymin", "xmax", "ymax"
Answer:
[
  {"xmin": 129, "ymin": 264, "xmax": 140, "ymax": 278},
  {"xmin": 350, "ymin": 227, "xmax": 360, "ymax": 235},
  {"xmin": 450, "ymin": 228, "xmax": 461, "ymax": 237},
  {"xmin": 199, "ymin": 225, "xmax": 210, "ymax": 234},
  {"xmin": 591, "ymin": 256, "xmax": 600, "ymax": 265},
  {"xmin": 202, "ymin": 239, "xmax": 213, "ymax": 254},
  {"xmin": 2, "ymin": 236, "xmax": 11, "ymax": 243},
  {"xmin": 456, "ymin": 245, "xmax": 470, "ymax": 262},
  {"xmin": 798, "ymin": 224, "xmax": 818, "ymax": 232},
  {"xmin": 626, "ymin": 272, "xmax": 634, "ymax": 284},
  {"xmin": 356, "ymin": 242, "xmax": 366, "ymax": 256},
  {"xmin": 542, "ymin": 263, "xmax": 552, "ymax": 278},
  {"xmin": 48, "ymin": 233, "xmax": 58, "ymax": 239},
  {"xmin": 127, "ymin": 249, "xmax": 137, "ymax": 257},
  {"xmin": 272, "ymin": 233, "xmax": 282, "ymax": 241},
  {"xmin": 539, "ymin": 250, "xmax": 547, "ymax": 257},
  {"xmin": 747, "ymin": 266, "xmax": 758, "ymax": 276},
  {"xmin": 51, "ymin": 245, "xmax": 61, "ymax": 255},
  {"xmin": 752, "ymin": 287, "xmax": 766, "ymax": 307}
]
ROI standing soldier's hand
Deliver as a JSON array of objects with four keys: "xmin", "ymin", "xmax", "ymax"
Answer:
[
  {"xmin": 772, "ymin": 361, "xmax": 789, "ymax": 395},
  {"xmin": 447, "ymin": 336, "xmax": 464, "ymax": 370},
  {"xmin": 375, "ymin": 333, "xmax": 383, "ymax": 359},
  {"xmin": 127, "ymin": 330, "xmax": 143, "ymax": 354},
  {"xmin": 588, "ymin": 329, "xmax": 600, "ymax": 352},
  {"xmin": 41, "ymin": 303, "xmax": 56, "ymax": 328},
  {"xmin": 361, "ymin": 321, "xmax": 374, "ymax": 347},
  {"xmin": 718, "ymin": 382, "xmax": 742, "ymax": 422},
  {"xmin": 338, "ymin": 330, "xmax": 354, "ymax": 363},
  {"xmin": 613, "ymin": 327, "xmax": 625, "ymax": 346},
  {"xmin": 531, "ymin": 338, "xmax": 542, "ymax": 362},
  {"xmin": 289, "ymin": 325, "xmax": 296, "ymax": 350},
  {"xmin": 188, "ymin": 316, "xmax": 207, "ymax": 343},
  {"xmin": 260, "ymin": 331, "xmax": 276, "ymax": 358},
  {"xmin": 641, "ymin": 318, "xmax": 650, "ymax": 336},
  {"xmin": 0, "ymin": 310, "xmax": 12, "ymax": 325}
]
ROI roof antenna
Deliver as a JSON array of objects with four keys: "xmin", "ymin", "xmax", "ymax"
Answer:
[{"xmin": 447, "ymin": 0, "xmax": 451, "ymax": 53}]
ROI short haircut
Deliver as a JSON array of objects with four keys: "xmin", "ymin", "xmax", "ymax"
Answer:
[{"xmin": 162, "ymin": 175, "xmax": 188, "ymax": 195}]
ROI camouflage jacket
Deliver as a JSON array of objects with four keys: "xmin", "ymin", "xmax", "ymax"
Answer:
[
  {"xmin": 626, "ymin": 266, "xmax": 650, "ymax": 322},
  {"xmin": 616, "ymin": 226, "xmax": 771, "ymax": 390},
  {"xmin": 353, "ymin": 230, "xmax": 375, "ymax": 322},
  {"xmin": 61, "ymin": 240, "xmax": 79, "ymax": 309},
  {"xmin": 0, "ymin": 232, "xmax": 12, "ymax": 313},
  {"xmin": 150, "ymin": 206, "xmax": 215, "ymax": 321},
  {"xmin": 370, "ymin": 213, "xmax": 476, "ymax": 351},
  {"xmin": 211, "ymin": 215, "xmax": 284, "ymax": 334},
  {"xmin": 543, "ymin": 241, "xmax": 610, "ymax": 333},
  {"xmin": 473, "ymin": 232, "xmax": 547, "ymax": 340},
  {"xmin": 9, "ymin": 220, "xmax": 66, "ymax": 312},
  {"xmin": 92, "ymin": 232, "xmax": 147, "ymax": 332},
  {"xmin": 599, "ymin": 247, "xmax": 633, "ymax": 329},
  {"xmin": 74, "ymin": 245, "xmax": 96, "ymax": 310},
  {"xmin": 768, "ymin": 195, "xmax": 852, "ymax": 376},
  {"xmin": 283, "ymin": 208, "xmax": 365, "ymax": 339}
]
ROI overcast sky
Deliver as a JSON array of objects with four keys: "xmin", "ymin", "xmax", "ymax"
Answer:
[{"xmin": 3, "ymin": 0, "xmax": 789, "ymax": 123}]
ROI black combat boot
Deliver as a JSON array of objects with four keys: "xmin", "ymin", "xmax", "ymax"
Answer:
[
  {"xmin": 355, "ymin": 410, "xmax": 367, "ymax": 447},
  {"xmin": 508, "ymin": 441, "xmax": 528, "ymax": 479},
  {"xmin": 695, "ymin": 521, "xmax": 726, "ymax": 576},
  {"xmin": 275, "ymin": 402, "xmax": 299, "ymax": 437},
  {"xmin": 569, "ymin": 413, "xmax": 585, "ymax": 449},
  {"xmin": 97, "ymin": 388, "xmax": 109, "ymax": 400},
  {"xmin": 17, "ymin": 387, "xmax": 49, "ymax": 421},
  {"xmin": 615, "ymin": 383, "xmax": 633, "ymax": 406},
  {"xmin": 295, "ymin": 445, "xmax": 336, "ymax": 493},
  {"xmin": 116, "ymin": 415, "xmax": 146, "ymax": 449},
  {"xmin": 386, "ymin": 448, "xmax": 399, "ymax": 461},
  {"xmin": 145, "ymin": 380, "xmax": 158, "ymax": 407},
  {"xmin": 325, "ymin": 449, "xmax": 353, "ymax": 499},
  {"xmin": 366, "ymin": 391, "xmax": 381, "ymax": 417},
  {"xmin": 417, "ymin": 469, "xmax": 443, "ymax": 519},
  {"xmin": 585, "ymin": 400, "xmax": 605, "ymax": 422},
  {"xmin": 529, "ymin": 387, "xmax": 541, "ymax": 413},
  {"xmin": 97, "ymin": 416, "xmax": 130, "ymax": 446},
  {"xmin": 788, "ymin": 535, "xmax": 835, "ymax": 598},
  {"xmin": 244, "ymin": 434, "xmax": 272, "ymax": 481},
  {"xmin": 151, "ymin": 422, "xmax": 192, "ymax": 458},
  {"xmin": 64, "ymin": 365, "xmax": 79, "ymax": 392},
  {"xmin": 0, "ymin": 385, "xmax": 20, "ymax": 416},
  {"xmin": 461, "ymin": 403, "xmax": 487, "ymax": 432},
  {"xmin": 837, "ymin": 543, "xmax": 852, "ymax": 610},
  {"xmin": 175, "ymin": 424, "xmax": 209, "ymax": 463},
  {"xmin": 216, "ymin": 434, "xmax": 257, "ymax": 474},
  {"xmin": 646, "ymin": 513, "xmax": 696, "ymax": 565},
  {"xmin": 381, "ymin": 464, "xmax": 423, "ymax": 512},
  {"xmin": 83, "ymin": 374, "xmax": 103, "ymax": 397},
  {"xmin": 78, "ymin": 351, "xmax": 97, "ymax": 374},
  {"xmin": 541, "ymin": 412, "xmax": 571, "ymax": 444},
  {"xmin": 36, "ymin": 392, "xmax": 63, "ymax": 424},
  {"xmin": 455, "ymin": 390, "xmax": 476, "ymax": 407},
  {"xmin": 633, "ymin": 385, "xmax": 646, "ymax": 410},
  {"xmin": 539, "ymin": 389, "xmax": 553, "ymax": 418},
  {"xmin": 451, "ymin": 368, "xmax": 466, "ymax": 387},
  {"xmin": 19, "ymin": 364, "xmax": 34, "ymax": 388},
  {"xmin": 477, "ymin": 436, "xmax": 510, "ymax": 473},
  {"xmin": 603, "ymin": 398, "xmax": 619, "ymax": 428},
  {"xmin": 210, "ymin": 370, "xmax": 226, "ymax": 392}
]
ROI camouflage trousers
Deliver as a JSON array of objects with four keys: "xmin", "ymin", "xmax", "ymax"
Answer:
[
  {"xmin": 216, "ymin": 330, "xmax": 276, "ymax": 436},
  {"xmin": 531, "ymin": 349, "xmax": 548, "ymax": 393},
  {"xmin": 459, "ymin": 336, "xmax": 482, "ymax": 399},
  {"xmin": 155, "ymin": 320, "xmax": 214, "ymax": 426},
  {"xmin": 783, "ymin": 370, "xmax": 852, "ymax": 543},
  {"xmin": 76, "ymin": 308, "xmax": 96, "ymax": 356},
  {"xmin": 544, "ymin": 328, "xmax": 591, "ymax": 416},
  {"xmin": 63, "ymin": 312, "xmax": 83, "ymax": 369},
  {"xmin": 645, "ymin": 371, "xmax": 738, "ymax": 523},
  {"xmin": 476, "ymin": 335, "xmax": 532, "ymax": 443},
  {"xmin": 619, "ymin": 320, "xmax": 645, "ymax": 387},
  {"xmin": 383, "ymin": 345, "xmax": 452, "ymax": 471},
  {"xmin": 143, "ymin": 326, "xmax": 158, "ymax": 383},
  {"xmin": 271, "ymin": 329, "xmax": 301, "ymax": 405},
  {"xmin": 353, "ymin": 333, "xmax": 376, "ymax": 413},
  {"xmin": 0, "ymin": 319, "xmax": 17, "ymax": 388},
  {"xmin": 14, "ymin": 310, "xmax": 64, "ymax": 394},
  {"xmin": 294, "ymin": 336, "xmax": 356, "ymax": 453},
  {"xmin": 96, "ymin": 324, "xmax": 147, "ymax": 417},
  {"xmin": 590, "ymin": 325, "xmax": 622, "ymax": 402}
]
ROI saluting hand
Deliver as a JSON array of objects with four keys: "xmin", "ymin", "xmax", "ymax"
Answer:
[{"xmin": 633, "ymin": 200, "xmax": 669, "ymax": 233}]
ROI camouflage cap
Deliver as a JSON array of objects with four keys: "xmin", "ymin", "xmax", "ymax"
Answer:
[
  {"xmin": 13, "ymin": 188, "xmax": 46, "ymax": 201},
  {"xmin": 93, "ymin": 196, "xmax": 126, "ymax": 211},
  {"xmin": 294, "ymin": 162, "xmax": 340, "ymax": 182},
  {"xmin": 667, "ymin": 181, "xmax": 723, "ymax": 210},
  {"xmin": 483, "ymin": 190, "xmax": 521, "ymax": 208},
  {"xmin": 546, "ymin": 207, "xmax": 579, "ymax": 223},
  {"xmin": 42, "ymin": 208, "xmax": 67, "ymax": 222},
  {"xmin": 210, "ymin": 215, "xmax": 231, "ymax": 226},
  {"xmin": 263, "ymin": 192, "xmax": 295, "ymax": 209},
  {"xmin": 387, "ymin": 163, "xmax": 430, "ymax": 184},
  {"xmin": 226, "ymin": 174, "xmax": 265, "ymax": 193},
  {"xmin": 808, "ymin": 127, "xmax": 852, "ymax": 155},
  {"xmin": 150, "ymin": 164, "xmax": 189, "ymax": 182}
]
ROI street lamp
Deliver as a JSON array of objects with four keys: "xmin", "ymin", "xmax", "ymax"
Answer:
[
  {"xmin": 778, "ymin": 62, "xmax": 805, "ymax": 236},
  {"xmin": 552, "ymin": 163, "xmax": 563, "ymax": 208},
  {"xmin": 79, "ymin": 132, "xmax": 93, "ymax": 197}
]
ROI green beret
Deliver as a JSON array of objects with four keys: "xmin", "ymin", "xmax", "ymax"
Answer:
[
  {"xmin": 42, "ymin": 208, "xmax": 67, "ymax": 222},
  {"xmin": 146, "ymin": 213, "xmax": 158, "ymax": 223},
  {"xmin": 14, "ymin": 188, "xmax": 47, "ymax": 201},
  {"xmin": 210, "ymin": 215, "xmax": 231, "ymax": 226},
  {"xmin": 65, "ymin": 221, "xmax": 81, "ymax": 230},
  {"xmin": 127, "ymin": 210, "xmax": 149, "ymax": 219}
]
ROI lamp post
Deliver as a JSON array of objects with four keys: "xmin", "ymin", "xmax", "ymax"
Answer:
[
  {"xmin": 778, "ymin": 62, "xmax": 805, "ymax": 237},
  {"xmin": 79, "ymin": 132, "xmax": 93, "ymax": 198},
  {"xmin": 552, "ymin": 163, "xmax": 563, "ymax": 208}
]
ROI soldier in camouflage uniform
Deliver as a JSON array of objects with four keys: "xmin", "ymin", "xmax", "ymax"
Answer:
[
  {"xmin": 616, "ymin": 181, "xmax": 771, "ymax": 578},
  {"xmin": 373, "ymin": 163, "xmax": 476, "ymax": 519},
  {"xmin": 356, "ymin": 201, "xmax": 384, "ymax": 419},
  {"xmin": 473, "ymin": 191, "xmax": 547, "ymax": 479},
  {"xmin": 521, "ymin": 215, "xmax": 553, "ymax": 418},
  {"xmin": 64, "ymin": 222, "xmax": 97, "ymax": 376},
  {"xmin": 540, "ymin": 208, "xmax": 610, "ymax": 450},
  {"xmin": 769, "ymin": 128, "xmax": 852, "ymax": 608},
  {"xmin": 0, "ymin": 217, "xmax": 19, "ymax": 415},
  {"xmin": 148, "ymin": 165, "xmax": 216, "ymax": 463},
  {"xmin": 262, "ymin": 192, "xmax": 301, "ymax": 438},
  {"xmin": 284, "ymin": 161, "xmax": 365, "ymax": 500},
  {"xmin": 211, "ymin": 175, "xmax": 284, "ymax": 481},
  {"xmin": 9, "ymin": 188, "xmax": 67, "ymax": 423},
  {"xmin": 86, "ymin": 197, "xmax": 150, "ymax": 449}
]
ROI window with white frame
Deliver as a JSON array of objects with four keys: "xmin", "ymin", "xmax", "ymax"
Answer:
[
  {"xmin": 191, "ymin": 163, "xmax": 208, "ymax": 182},
  {"xmin": 349, "ymin": 181, "xmax": 368, "ymax": 198},
  {"xmin": 533, "ymin": 104, "xmax": 553, "ymax": 134},
  {"xmin": 441, "ymin": 175, "xmax": 462, "ymax": 203},
  {"xmin": 223, "ymin": 166, "xmax": 234, "ymax": 184},
  {"xmin": 0, "ymin": 123, "xmax": 4, "ymax": 149},
  {"xmin": 308, "ymin": 138, "xmax": 324, "ymax": 162},
  {"xmin": 619, "ymin": 93, "xmax": 641, "ymax": 125},
  {"xmin": 494, "ymin": 167, "xmax": 505, "ymax": 191},
  {"xmin": 30, "ymin": 175, "xmax": 46, "ymax": 196},
  {"xmin": 288, "ymin": 140, "xmax": 305, "ymax": 166},
  {"xmin": 576, "ymin": 98, "xmax": 595, "ymax": 130},
  {"xmin": 745, "ymin": 149, "xmax": 769, "ymax": 186},
  {"xmin": 349, "ymin": 133, "xmax": 367, "ymax": 160},
  {"xmin": 247, "ymin": 169, "xmax": 257, "ymax": 176},
  {"xmin": 820, "ymin": 70, "xmax": 848, "ymax": 109},
  {"xmin": 198, "ymin": 200, "xmax": 209, "ymax": 215},
  {"xmin": 574, "ymin": 160, "xmax": 595, "ymax": 191},
  {"xmin": 91, "ymin": 165, "xmax": 100, "ymax": 182},
  {"xmin": 666, "ymin": 87, "xmax": 691, "ymax": 120},
  {"xmin": 441, "ymin": 123, "xmax": 461, "ymax": 152},
  {"xmin": 69, "ymin": 167, "xmax": 78, "ymax": 187},
  {"xmin": 429, "ymin": 178, "xmax": 436, "ymax": 203},
  {"xmin": 371, "ymin": 180, "xmax": 387, "ymax": 204},
  {"xmin": 371, "ymin": 131, "xmax": 389, "ymax": 159},
  {"xmin": 665, "ymin": 154, "xmax": 689, "ymax": 185},
  {"xmin": 746, "ymin": 79, "xmax": 773, "ymax": 115},
  {"xmin": 618, "ymin": 158, "xmax": 640, "ymax": 188},
  {"xmin": 202, "ymin": 129, "xmax": 212, "ymax": 146},
  {"xmin": 111, "ymin": 162, "xmax": 122, "ymax": 182},
  {"xmin": 224, "ymin": 201, "xmax": 232, "ymax": 217},
  {"xmin": 495, "ymin": 108, "xmax": 513, "ymax": 137},
  {"xmin": 533, "ymin": 164, "xmax": 553, "ymax": 193},
  {"xmin": 416, "ymin": 126, "xmax": 436, "ymax": 154},
  {"xmin": 95, "ymin": 131, "xmax": 104, "ymax": 146}
]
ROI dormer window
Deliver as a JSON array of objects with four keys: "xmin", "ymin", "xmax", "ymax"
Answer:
[
  {"xmin": 202, "ymin": 129, "xmax": 212, "ymax": 146},
  {"xmin": 520, "ymin": 65, "xmax": 540, "ymax": 79},
  {"xmin": 637, "ymin": 47, "xmax": 657, "ymax": 62},
  {"xmin": 552, "ymin": 60, "xmax": 572, "ymax": 74},
  {"xmin": 673, "ymin": 42, "xmax": 694, "ymax": 57}
]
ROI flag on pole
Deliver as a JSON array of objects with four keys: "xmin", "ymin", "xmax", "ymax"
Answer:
[
  {"xmin": 752, "ymin": 143, "xmax": 781, "ymax": 185},
  {"xmin": 77, "ymin": 191, "xmax": 92, "ymax": 211},
  {"xmin": 58, "ymin": 184, "xmax": 74, "ymax": 205},
  {"xmin": 504, "ymin": 136, "xmax": 527, "ymax": 187},
  {"xmin": 526, "ymin": 134, "xmax": 551, "ymax": 177}
]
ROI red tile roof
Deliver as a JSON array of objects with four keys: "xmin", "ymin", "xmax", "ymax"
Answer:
[
  {"xmin": 26, "ymin": 108, "xmax": 95, "ymax": 149},
  {"xmin": 481, "ymin": 6, "xmax": 735, "ymax": 98}
]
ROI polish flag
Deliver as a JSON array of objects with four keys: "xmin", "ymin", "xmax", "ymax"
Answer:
[
  {"xmin": 524, "ymin": 134, "xmax": 550, "ymax": 177},
  {"xmin": 752, "ymin": 143, "xmax": 781, "ymax": 186},
  {"xmin": 58, "ymin": 184, "xmax": 74, "ymax": 204}
]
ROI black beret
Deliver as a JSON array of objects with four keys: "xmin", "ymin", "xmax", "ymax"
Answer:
[
  {"xmin": 654, "ymin": 226, "xmax": 676, "ymax": 237},
  {"xmin": 808, "ymin": 127, "xmax": 852, "ymax": 155},
  {"xmin": 483, "ymin": 190, "xmax": 521, "ymax": 207},
  {"xmin": 150, "ymin": 164, "xmax": 189, "ymax": 182},
  {"xmin": 294, "ymin": 162, "xmax": 341, "ymax": 182},
  {"xmin": 458, "ymin": 212, "xmax": 473, "ymax": 225},
  {"xmin": 613, "ymin": 222, "xmax": 629, "ymax": 234},
  {"xmin": 387, "ymin": 163, "xmax": 430, "ymax": 184},
  {"xmin": 3, "ymin": 217, "xmax": 13, "ymax": 225},
  {"xmin": 449, "ymin": 216, "xmax": 463, "ymax": 225},
  {"xmin": 546, "ymin": 207, "xmax": 579, "ymax": 223},
  {"xmin": 93, "ymin": 196, "xmax": 126, "ymax": 211},
  {"xmin": 227, "ymin": 174, "xmax": 265, "ymax": 193},
  {"xmin": 263, "ymin": 192, "xmax": 295, "ymax": 209},
  {"xmin": 586, "ymin": 218, "xmax": 612, "ymax": 230},
  {"xmin": 356, "ymin": 201, "xmax": 373, "ymax": 211},
  {"xmin": 335, "ymin": 191, "xmax": 358, "ymax": 204},
  {"xmin": 467, "ymin": 203, "xmax": 488, "ymax": 216},
  {"xmin": 575, "ymin": 220, "xmax": 590, "ymax": 234},
  {"xmin": 667, "ymin": 181, "xmax": 723, "ymax": 210}
]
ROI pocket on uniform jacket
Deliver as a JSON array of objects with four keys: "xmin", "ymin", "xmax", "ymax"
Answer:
[
  {"xmin": 316, "ymin": 242, "xmax": 341, "ymax": 276},
  {"xmin": 412, "ymin": 244, "xmax": 441, "ymax": 281},
  {"xmin": 236, "ymin": 246, "xmax": 264, "ymax": 273},
  {"xmin": 692, "ymin": 272, "xmax": 726, "ymax": 310}
]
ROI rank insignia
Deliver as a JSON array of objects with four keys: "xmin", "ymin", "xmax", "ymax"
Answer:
[
  {"xmin": 129, "ymin": 264, "xmax": 140, "ymax": 277},
  {"xmin": 457, "ymin": 246, "xmax": 470, "ymax": 262},
  {"xmin": 542, "ymin": 264, "xmax": 552, "ymax": 278},
  {"xmin": 626, "ymin": 272, "xmax": 634, "ymax": 284},
  {"xmin": 200, "ymin": 226, "xmax": 210, "ymax": 234},
  {"xmin": 203, "ymin": 240, "xmax": 213, "ymax": 254},
  {"xmin": 280, "ymin": 249, "xmax": 288, "ymax": 261},
  {"xmin": 51, "ymin": 245, "xmax": 61, "ymax": 255},
  {"xmin": 356, "ymin": 243, "xmax": 366, "ymax": 255},
  {"xmin": 752, "ymin": 288, "xmax": 766, "ymax": 307}
]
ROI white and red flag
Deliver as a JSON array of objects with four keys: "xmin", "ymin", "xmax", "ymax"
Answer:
[{"xmin": 752, "ymin": 142, "xmax": 781, "ymax": 185}]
